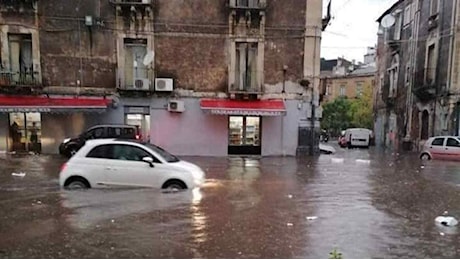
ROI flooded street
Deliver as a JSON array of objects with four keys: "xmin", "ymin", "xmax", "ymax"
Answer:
[{"xmin": 2, "ymin": 147, "xmax": 460, "ymax": 258}]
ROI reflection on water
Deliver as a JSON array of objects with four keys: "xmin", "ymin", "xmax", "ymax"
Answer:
[{"xmin": 60, "ymin": 188, "xmax": 199, "ymax": 229}]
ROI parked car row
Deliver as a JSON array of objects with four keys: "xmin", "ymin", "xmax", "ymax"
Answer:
[{"xmin": 58, "ymin": 124, "xmax": 206, "ymax": 191}]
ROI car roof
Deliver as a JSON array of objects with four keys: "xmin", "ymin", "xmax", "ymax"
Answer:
[
  {"xmin": 85, "ymin": 138, "xmax": 141, "ymax": 145},
  {"xmin": 87, "ymin": 124, "xmax": 136, "ymax": 130}
]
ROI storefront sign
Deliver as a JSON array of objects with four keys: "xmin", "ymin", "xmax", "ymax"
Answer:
[
  {"xmin": 0, "ymin": 107, "xmax": 51, "ymax": 113},
  {"xmin": 208, "ymin": 109, "xmax": 286, "ymax": 116},
  {"xmin": 124, "ymin": 106, "xmax": 150, "ymax": 114}
]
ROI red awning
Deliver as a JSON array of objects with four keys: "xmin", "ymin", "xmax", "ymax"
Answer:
[
  {"xmin": 0, "ymin": 95, "xmax": 111, "ymax": 113},
  {"xmin": 200, "ymin": 99, "xmax": 286, "ymax": 116}
]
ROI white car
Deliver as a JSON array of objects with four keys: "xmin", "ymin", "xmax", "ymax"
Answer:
[{"xmin": 59, "ymin": 139, "xmax": 205, "ymax": 190}]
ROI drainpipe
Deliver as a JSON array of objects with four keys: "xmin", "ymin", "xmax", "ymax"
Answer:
[
  {"xmin": 406, "ymin": 0, "xmax": 422, "ymax": 148},
  {"xmin": 447, "ymin": 0, "xmax": 458, "ymax": 135},
  {"xmin": 433, "ymin": 0, "xmax": 446, "ymax": 136}
]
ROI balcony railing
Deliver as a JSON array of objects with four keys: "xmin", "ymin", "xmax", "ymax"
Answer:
[
  {"xmin": 228, "ymin": 83, "xmax": 262, "ymax": 94},
  {"xmin": 413, "ymin": 68, "xmax": 437, "ymax": 101},
  {"xmin": 110, "ymin": 0, "xmax": 153, "ymax": 6},
  {"xmin": 0, "ymin": 70, "xmax": 41, "ymax": 87},
  {"xmin": 229, "ymin": 0, "xmax": 267, "ymax": 10}
]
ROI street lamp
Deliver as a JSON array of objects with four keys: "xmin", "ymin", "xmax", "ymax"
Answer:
[{"xmin": 282, "ymin": 65, "xmax": 288, "ymax": 94}]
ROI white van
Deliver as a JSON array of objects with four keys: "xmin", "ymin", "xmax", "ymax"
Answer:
[{"xmin": 344, "ymin": 128, "xmax": 372, "ymax": 148}]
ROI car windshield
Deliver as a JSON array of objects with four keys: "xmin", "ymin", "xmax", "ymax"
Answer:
[{"xmin": 144, "ymin": 143, "xmax": 180, "ymax": 163}]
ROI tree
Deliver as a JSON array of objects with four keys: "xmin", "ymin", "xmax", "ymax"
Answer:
[
  {"xmin": 348, "ymin": 86, "xmax": 373, "ymax": 130},
  {"xmin": 321, "ymin": 97, "xmax": 352, "ymax": 136}
]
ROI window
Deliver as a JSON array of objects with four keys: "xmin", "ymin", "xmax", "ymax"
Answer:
[
  {"xmin": 235, "ymin": 42, "xmax": 258, "ymax": 91},
  {"xmin": 394, "ymin": 15, "xmax": 401, "ymax": 40},
  {"xmin": 108, "ymin": 127, "xmax": 122, "ymax": 138},
  {"xmin": 356, "ymin": 82, "xmax": 363, "ymax": 97},
  {"xmin": 431, "ymin": 138, "xmax": 444, "ymax": 146},
  {"xmin": 447, "ymin": 138, "xmax": 460, "ymax": 147},
  {"xmin": 326, "ymin": 85, "xmax": 331, "ymax": 95},
  {"xmin": 404, "ymin": 5, "xmax": 411, "ymax": 25},
  {"xmin": 430, "ymin": 0, "xmax": 439, "ymax": 15},
  {"xmin": 8, "ymin": 34, "xmax": 33, "ymax": 83},
  {"xmin": 426, "ymin": 44, "xmax": 436, "ymax": 84},
  {"xmin": 124, "ymin": 38, "xmax": 147, "ymax": 88},
  {"xmin": 339, "ymin": 86, "xmax": 346, "ymax": 96},
  {"xmin": 388, "ymin": 54, "xmax": 400, "ymax": 97},
  {"xmin": 112, "ymin": 144, "xmax": 151, "ymax": 162},
  {"xmin": 87, "ymin": 145, "xmax": 112, "ymax": 159},
  {"xmin": 85, "ymin": 128, "xmax": 105, "ymax": 139}
]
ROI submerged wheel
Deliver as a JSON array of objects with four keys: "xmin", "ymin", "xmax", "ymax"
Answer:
[
  {"xmin": 420, "ymin": 153, "xmax": 431, "ymax": 160},
  {"xmin": 64, "ymin": 177, "xmax": 90, "ymax": 190},
  {"xmin": 162, "ymin": 180, "xmax": 187, "ymax": 191}
]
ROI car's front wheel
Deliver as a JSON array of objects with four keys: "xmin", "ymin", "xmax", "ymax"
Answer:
[
  {"xmin": 162, "ymin": 179, "xmax": 187, "ymax": 191},
  {"xmin": 64, "ymin": 177, "xmax": 90, "ymax": 190},
  {"xmin": 420, "ymin": 153, "xmax": 431, "ymax": 160}
]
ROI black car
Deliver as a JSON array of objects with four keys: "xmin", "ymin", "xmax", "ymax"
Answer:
[{"xmin": 59, "ymin": 124, "xmax": 140, "ymax": 157}]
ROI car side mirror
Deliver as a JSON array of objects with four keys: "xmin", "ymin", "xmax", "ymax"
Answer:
[{"xmin": 142, "ymin": 157, "xmax": 155, "ymax": 167}]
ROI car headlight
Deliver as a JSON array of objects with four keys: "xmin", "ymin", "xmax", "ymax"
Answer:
[{"xmin": 63, "ymin": 138, "xmax": 71, "ymax": 144}]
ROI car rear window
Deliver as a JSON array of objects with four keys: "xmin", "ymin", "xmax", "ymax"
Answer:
[
  {"xmin": 86, "ymin": 144, "xmax": 112, "ymax": 159},
  {"xmin": 431, "ymin": 138, "xmax": 445, "ymax": 146}
]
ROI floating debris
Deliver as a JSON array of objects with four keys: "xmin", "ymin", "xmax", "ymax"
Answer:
[
  {"xmin": 11, "ymin": 172, "xmax": 26, "ymax": 177},
  {"xmin": 286, "ymin": 223, "xmax": 293, "ymax": 227},
  {"xmin": 355, "ymin": 159, "xmax": 371, "ymax": 164},
  {"xmin": 287, "ymin": 194, "xmax": 293, "ymax": 199},
  {"xmin": 306, "ymin": 216, "xmax": 318, "ymax": 221},
  {"xmin": 435, "ymin": 216, "xmax": 458, "ymax": 227},
  {"xmin": 331, "ymin": 158, "xmax": 344, "ymax": 163}
]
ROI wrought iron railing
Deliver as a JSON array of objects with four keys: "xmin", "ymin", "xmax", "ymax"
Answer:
[{"xmin": 0, "ymin": 70, "xmax": 41, "ymax": 87}]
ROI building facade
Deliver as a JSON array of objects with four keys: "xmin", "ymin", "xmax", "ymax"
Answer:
[
  {"xmin": 0, "ymin": 0, "xmax": 328, "ymax": 156},
  {"xmin": 320, "ymin": 68, "xmax": 375, "ymax": 104},
  {"xmin": 375, "ymin": 0, "xmax": 459, "ymax": 151}
]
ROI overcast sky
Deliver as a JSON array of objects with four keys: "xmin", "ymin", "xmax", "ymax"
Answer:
[{"xmin": 321, "ymin": 0, "xmax": 398, "ymax": 63}]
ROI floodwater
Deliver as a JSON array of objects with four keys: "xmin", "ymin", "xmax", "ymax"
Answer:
[{"xmin": 1, "ymin": 146, "xmax": 460, "ymax": 258}]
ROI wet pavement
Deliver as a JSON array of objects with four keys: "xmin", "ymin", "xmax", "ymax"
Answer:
[{"xmin": 2, "ymin": 146, "xmax": 460, "ymax": 258}]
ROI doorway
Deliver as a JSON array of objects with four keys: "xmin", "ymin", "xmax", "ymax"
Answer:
[
  {"xmin": 421, "ymin": 110, "xmax": 429, "ymax": 140},
  {"xmin": 125, "ymin": 114, "xmax": 150, "ymax": 142},
  {"xmin": 228, "ymin": 116, "xmax": 261, "ymax": 155},
  {"xmin": 9, "ymin": 112, "xmax": 41, "ymax": 153}
]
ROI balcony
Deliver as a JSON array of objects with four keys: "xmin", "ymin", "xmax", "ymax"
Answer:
[
  {"xmin": 0, "ymin": 70, "xmax": 42, "ymax": 94},
  {"xmin": 413, "ymin": 68, "xmax": 437, "ymax": 101},
  {"xmin": 0, "ymin": 0, "xmax": 37, "ymax": 12},
  {"xmin": 229, "ymin": 0, "xmax": 267, "ymax": 10},
  {"xmin": 428, "ymin": 14, "xmax": 438, "ymax": 31}
]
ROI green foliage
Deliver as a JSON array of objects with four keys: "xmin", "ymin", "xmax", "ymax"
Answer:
[
  {"xmin": 321, "ymin": 87, "xmax": 374, "ymax": 135},
  {"xmin": 329, "ymin": 248, "xmax": 343, "ymax": 259},
  {"xmin": 321, "ymin": 97, "xmax": 352, "ymax": 136}
]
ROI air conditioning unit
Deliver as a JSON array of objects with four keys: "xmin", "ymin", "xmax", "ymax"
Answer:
[
  {"xmin": 133, "ymin": 78, "xmax": 150, "ymax": 90},
  {"xmin": 168, "ymin": 100, "xmax": 185, "ymax": 113},
  {"xmin": 155, "ymin": 78, "xmax": 174, "ymax": 92}
]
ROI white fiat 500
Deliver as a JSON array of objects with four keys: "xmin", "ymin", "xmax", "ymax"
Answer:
[{"xmin": 59, "ymin": 139, "xmax": 205, "ymax": 190}]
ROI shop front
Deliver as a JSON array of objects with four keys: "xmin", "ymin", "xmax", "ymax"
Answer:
[
  {"xmin": 200, "ymin": 98, "xmax": 286, "ymax": 155},
  {"xmin": 0, "ymin": 95, "xmax": 112, "ymax": 153}
]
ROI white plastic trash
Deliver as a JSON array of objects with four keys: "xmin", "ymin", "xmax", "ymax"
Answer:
[
  {"xmin": 435, "ymin": 216, "xmax": 458, "ymax": 227},
  {"xmin": 355, "ymin": 159, "xmax": 371, "ymax": 164},
  {"xmin": 331, "ymin": 158, "xmax": 344, "ymax": 163},
  {"xmin": 11, "ymin": 172, "xmax": 26, "ymax": 177},
  {"xmin": 306, "ymin": 216, "xmax": 318, "ymax": 221}
]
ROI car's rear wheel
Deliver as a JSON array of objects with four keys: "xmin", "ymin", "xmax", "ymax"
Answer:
[
  {"xmin": 65, "ymin": 177, "xmax": 90, "ymax": 190},
  {"xmin": 162, "ymin": 180, "xmax": 187, "ymax": 191},
  {"xmin": 420, "ymin": 153, "xmax": 431, "ymax": 160}
]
